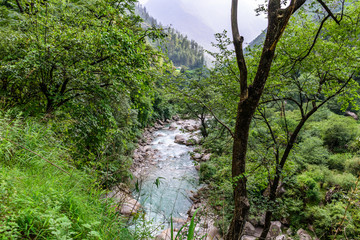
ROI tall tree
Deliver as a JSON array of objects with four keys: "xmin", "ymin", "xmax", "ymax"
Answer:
[{"xmin": 226, "ymin": 0, "xmax": 345, "ymax": 239}]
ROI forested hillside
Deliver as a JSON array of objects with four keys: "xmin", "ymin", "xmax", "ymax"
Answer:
[{"xmin": 136, "ymin": 4, "xmax": 205, "ymax": 69}]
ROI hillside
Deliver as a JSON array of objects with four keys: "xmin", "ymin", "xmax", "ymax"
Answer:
[{"xmin": 136, "ymin": 4, "xmax": 205, "ymax": 69}]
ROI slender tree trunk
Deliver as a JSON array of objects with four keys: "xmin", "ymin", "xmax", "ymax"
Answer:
[
  {"xmin": 200, "ymin": 107, "xmax": 208, "ymax": 138},
  {"xmin": 226, "ymin": 99, "xmax": 257, "ymax": 239},
  {"xmin": 225, "ymin": 0, "xmax": 307, "ymax": 239}
]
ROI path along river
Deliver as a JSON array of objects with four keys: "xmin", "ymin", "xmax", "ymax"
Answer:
[{"xmin": 133, "ymin": 120, "xmax": 200, "ymax": 234}]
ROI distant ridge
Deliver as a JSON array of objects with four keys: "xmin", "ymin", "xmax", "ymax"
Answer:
[
  {"xmin": 143, "ymin": 0, "xmax": 215, "ymax": 50},
  {"xmin": 136, "ymin": 4, "xmax": 205, "ymax": 69}
]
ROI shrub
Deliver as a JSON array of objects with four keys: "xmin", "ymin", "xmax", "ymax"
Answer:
[
  {"xmin": 322, "ymin": 115, "xmax": 358, "ymax": 152},
  {"xmin": 324, "ymin": 171, "xmax": 357, "ymax": 191},
  {"xmin": 328, "ymin": 153, "xmax": 350, "ymax": 171},
  {"xmin": 305, "ymin": 203, "xmax": 349, "ymax": 238},
  {"xmin": 345, "ymin": 156, "xmax": 360, "ymax": 176},
  {"xmin": 297, "ymin": 137, "xmax": 330, "ymax": 165},
  {"xmin": 200, "ymin": 162, "xmax": 217, "ymax": 182},
  {"xmin": 297, "ymin": 173, "xmax": 321, "ymax": 203}
]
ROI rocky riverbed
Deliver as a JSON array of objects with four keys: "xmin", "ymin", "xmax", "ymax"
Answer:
[{"xmin": 107, "ymin": 116, "xmax": 317, "ymax": 240}]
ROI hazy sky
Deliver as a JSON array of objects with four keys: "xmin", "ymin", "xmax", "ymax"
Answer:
[{"xmin": 138, "ymin": 0, "xmax": 267, "ymax": 44}]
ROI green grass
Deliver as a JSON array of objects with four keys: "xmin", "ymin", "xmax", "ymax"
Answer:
[{"xmin": 0, "ymin": 112, "xmax": 133, "ymax": 239}]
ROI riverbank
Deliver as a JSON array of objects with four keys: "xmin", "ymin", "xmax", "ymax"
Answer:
[{"xmin": 128, "ymin": 117, "xmax": 222, "ymax": 239}]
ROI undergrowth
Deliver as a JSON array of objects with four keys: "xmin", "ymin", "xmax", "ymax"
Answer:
[{"xmin": 0, "ymin": 111, "xmax": 133, "ymax": 239}]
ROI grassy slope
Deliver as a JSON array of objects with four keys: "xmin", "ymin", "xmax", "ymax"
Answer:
[{"xmin": 0, "ymin": 112, "xmax": 132, "ymax": 239}]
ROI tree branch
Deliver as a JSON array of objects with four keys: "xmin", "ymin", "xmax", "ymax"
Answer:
[
  {"xmin": 231, "ymin": 0, "xmax": 248, "ymax": 100},
  {"xmin": 316, "ymin": 0, "xmax": 341, "ymax": 24},
  {"xmin": 169, "ymin": 86, "xmax": 234, "ymax": 138},
  {"xmin": 90, "ymin": 56, "xmax": 110, "ymax": 66},
  {"xmin": 15, "ymin": 0, "xmax": 24, "ymax": 13},
  {"xmin": 295, "ymin": 14, "xmax": 331, "ymax": 63}
]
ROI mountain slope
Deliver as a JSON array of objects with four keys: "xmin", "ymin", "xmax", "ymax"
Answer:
[{"xmin": 143, "ymin": 0, "xmax": 215, "ymax": 50}]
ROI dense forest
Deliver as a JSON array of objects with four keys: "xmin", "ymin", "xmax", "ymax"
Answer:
[
  {"xmin": 0, "ymin": 0, "xmax": 360, "ymax": 239},
  {"xmin": 135, "ymin": 4, "xmax": 205, "ymax": 70},
  {"xmin": 0, "ymin": 0, "xmax": 174, "ymax": 238}
]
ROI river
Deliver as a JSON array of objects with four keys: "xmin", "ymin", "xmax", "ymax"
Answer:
[{"xmin": 133, "ymin": 120, "xmax": 200, "ymax": 235}]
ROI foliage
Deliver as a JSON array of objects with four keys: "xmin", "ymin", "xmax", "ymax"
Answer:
[
  {"xmin": 176, "ymin": 0, "xmax": 360, "ymax": 238},
  {"xmin": 136, "ymin": 4, "xmax": 205, "ymax": 69},
  {"xmin": 0, "ymin": 0, "xmax": 175, "ymax": 188},
  {"xmin": 322, "ymin": 115, "xmax": 358, "ymax": 152},
  {"xmin": 345, "ymin": 156, "xmax": 360, "ymax": 176},
  {"xmin": 0, "ymin": 112, "xmax": 133, "ymax": 239}
]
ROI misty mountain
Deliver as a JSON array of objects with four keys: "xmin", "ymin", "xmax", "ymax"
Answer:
[{"xmin": 142, "ymin": 0, "xmax": 216, "ymax": 50}]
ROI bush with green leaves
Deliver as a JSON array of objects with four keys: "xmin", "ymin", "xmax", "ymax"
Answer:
[
  {"xmin": 199, "ymin": 162, "xmax": 216, "ymax": 182},
  {"xmin": 297, "ymin": 172, "xmax": 321, "ymax": 204},
  {"xmin": 322, "ymin": 115, "xmax": 358, "ymax": 152},
  {"xmin": 306, "ymin": 202, "xmax": 360, "ymax": 238},
  {"xmin": 345, "ymin": 156, "xmax": 360, "ymax": 176},
  {"xmin": 296, "ymin": 137, "xmax": 330, "ymax": 166},
  {"xmin": 324, "ymin": 171, "xmax": 357, "ymax": 191},
  {"xmin": 327, "ymin": 153, "xmax": 350, "ymax": 171}
]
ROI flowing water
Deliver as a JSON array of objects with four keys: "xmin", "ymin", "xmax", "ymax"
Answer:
[{"xmin": 134, "ymin": 121, "xmax": 200, "ymax": 233}]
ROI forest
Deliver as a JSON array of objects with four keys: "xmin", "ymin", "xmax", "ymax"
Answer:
[
  {"xmin": 135, "ymin": 4, "xmax": 205, "ymax": 70},
  {"xmin": 0, "ymin": 0, "xmax": 359, "ymax": 239}
]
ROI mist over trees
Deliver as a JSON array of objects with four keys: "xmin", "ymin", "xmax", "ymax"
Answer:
[{"xmin": 136, "ymin": 4, "xmax": 205, "ymax": 69}]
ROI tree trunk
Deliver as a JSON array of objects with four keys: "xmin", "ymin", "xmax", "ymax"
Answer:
[
  {"xmin": 200, "ymin": 107, "xmax": 208, "ymax": 138},
  {"xmin": 225, "ymin": 1, "xmax": 306, "ymax": 239},
  {"xmin": 225, "ymin": 99, "xmax": 256, "ymax": 239}
]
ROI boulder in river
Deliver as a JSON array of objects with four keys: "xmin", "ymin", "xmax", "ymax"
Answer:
[
  {"xmin": 119, "ymin": 198, "xmax": 141, "ymax": 216},
  {"xmin": 169, "ymin": 122, "xmax": 177, "ymax": 130},
  {"xmin": 184, "ymin": 125, "xmax": 196, "ymax": 132},
  {"xmin": 175, "ymin": 134, "xmax": 187, "ymax": 145}
]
